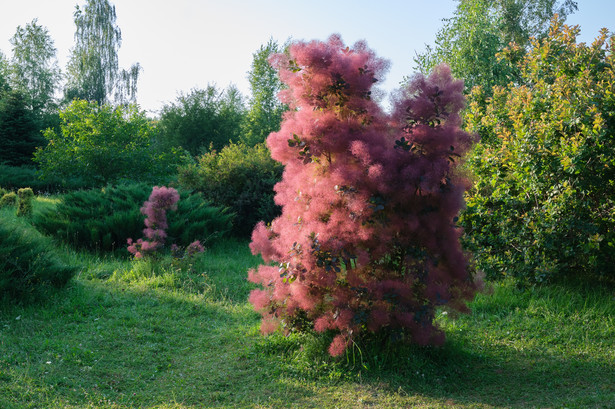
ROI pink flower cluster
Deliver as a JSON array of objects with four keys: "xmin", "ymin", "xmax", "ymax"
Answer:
[
  {"xmin": 127, "ymin": 186, "xmax": 180, "ymax": 258},
  {"xmin": 248, "ymin": 35, "xmax": 480, "ymax": 356}
]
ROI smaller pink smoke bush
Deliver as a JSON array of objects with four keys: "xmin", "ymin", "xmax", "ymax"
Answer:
[{"xmin": 127, "ymin": 186, "xmax": 180, "ymax": 258}]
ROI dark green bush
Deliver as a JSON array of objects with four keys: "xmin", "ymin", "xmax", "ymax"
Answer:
[
  {"xmin": 0, "ymin": 210, "xmax": 77, "ymax": 301},
  {"xmin": 178, "ymin": 142, "xmax": 283, "ymax": 236},
  {"xmin": 16, "ymin": 187, "xmax": 34, "ymax": 217},
  {"xmin": 461, "ymin": 19, "xmax": 615, "ymax": 286},
  {"xmin": 0, "ymin": 191, "xmax": 17, "ymax": 207},
  {"xmin": 34, "ymin": 183, "xmax": 233, "ymax": 254}
]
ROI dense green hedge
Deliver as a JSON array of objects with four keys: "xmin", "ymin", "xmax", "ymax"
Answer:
[
  {"xmin": 461, "ymin": 19, "xmax": 615, "ymax": 286},
  {"xmin": 178, "ymin": 142, "xmax": 283, "ymax": 237},
  {"xmin": 0, "ymin": 165, "xmax": 91, "ymax": 193},
  {"xmin": 34, "ymin": 183, "xmax": 233, "ymax": 254}
]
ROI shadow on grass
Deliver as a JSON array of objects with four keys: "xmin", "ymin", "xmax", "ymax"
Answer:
[
  {"xmin": 250, "ymin": 280, "xmax": 615, "ymax": 408},
  {"xmin": 359, "ymin": 338, "xmax": 614, "ymax": 408}
]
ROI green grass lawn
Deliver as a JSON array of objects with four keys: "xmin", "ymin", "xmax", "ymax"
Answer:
[{"xmin": 1, "ymin": 200, "xmax": 614, "ymax": 408}]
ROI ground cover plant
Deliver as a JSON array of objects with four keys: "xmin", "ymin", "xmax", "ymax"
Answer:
[{"xmin": 249, "ymin": 36, "xmax": 479, "ymax": 356}]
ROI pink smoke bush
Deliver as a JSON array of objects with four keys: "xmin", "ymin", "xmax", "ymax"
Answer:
[
  {"xmin": 127, "ymin": 186, "xmax": 180, "ymax": 257},
  {"xmin": 248, "ymin": 35, "xmax": 479, "ymax": 356}
]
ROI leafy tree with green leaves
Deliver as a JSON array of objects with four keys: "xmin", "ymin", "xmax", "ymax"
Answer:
[
  {"xmin": 64, "ymin": 0, "xmax": 140, "ymax": 105},
  {"xmin": 241, "ymin": 39, "xmax": 287, "ymax": 146},
  {"xmin": 414, "ymin": 0, "xmax": 577, "ymax": 91},
  {"xmin": 461, "ymin": 18, "xmax": 615, "ymax": 285},
  {"xmin": 0, "ymin": 52, "xmax": 10, "ymax": 93},
  {"xmin": 157, "ymin": 85, "xmax": 245, "ymax": 155},
  {"xmin": 9, "ymin": 19, "xmax": 61, "ymax": 114},
  {"xmin": 34, "ymin": 100, "xmax": 187, "ymax": 186}
]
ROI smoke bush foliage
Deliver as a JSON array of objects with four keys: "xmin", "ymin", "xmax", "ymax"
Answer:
[{"xmin": 248, "ymin": 35, "xmax": 478, "ymax": 356}]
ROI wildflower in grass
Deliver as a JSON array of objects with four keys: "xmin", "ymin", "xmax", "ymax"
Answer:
[{"xmin": 186, "ymin": 240, "xmax": 205, "ymax": 257}]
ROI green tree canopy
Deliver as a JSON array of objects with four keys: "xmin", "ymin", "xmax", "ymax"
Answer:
[
  {"xmin": 461, "ymin": 18, "xmax": 615, "ymax": 285},
  {"xmin": 34, "ymin": 100, "xmax": 186, "ymax": 186},
  {"xmin": 157, "ymin": 85, "xmax": 245, "ymax": 155},
  {"xmin": 0, "ymin": 89, "xmax": 43, "ymax": 166},
  {"xmin": 64, "ymin": 0, "xmax": 140, "ymax": 105},
  {"xmin": 9, "ymin": 19, "xmax": 61, "ymax": 114},
  {"xmin": 241, "ymin": 39, "xmax": 287, "ymax": 146},
  {"xmin": 414, "ymin": 0, "xmax": 577, "ymax": 91},
  {"xmin": 0, "ymin": 52, "xmax": 11, "ymax": 93}
]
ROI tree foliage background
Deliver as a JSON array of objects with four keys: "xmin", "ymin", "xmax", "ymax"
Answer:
[
  {"xmin": 461, "ymin": 18, "xmax": 615, "ymax": 285},
  {"xmin": 64, "ymin": 0, "xmax": 140, "ymax": 105},
  {"xmin": 414, "ymin": 0, "xmax": 578, "ymax": 91},
  {"xmin": 34, "ymin": 100, "xmax": 187, "ymax": 187},
  {"xmin": 157, "ymin": 85, "xmax": 245, "ymax": 156}
]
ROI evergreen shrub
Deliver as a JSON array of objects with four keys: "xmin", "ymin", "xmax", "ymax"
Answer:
[
  {"xmin": 0, "ymin": 164, "xmax": 90, "ymax": 193},
  {"xmin": 16, "ymin": 187, "xmax": 34, "ymax": 217},
  {"xmin": 34, "ymin": 183, "xmax": 232, "ymax": 253},
  {"xmin": 0, "ymin": 210, "xmax": 76, "ymax": 301},
  {"xmin": 0, "ymin": 191, "xmax": 17, "ymax": 207}
]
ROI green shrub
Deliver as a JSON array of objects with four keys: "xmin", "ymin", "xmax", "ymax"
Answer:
[
  {"xmin": 16, "ymin": 187, "xmax": 34, "ymax": 217},
  {"xmin": 461, "ymin": 18, "xmax": 615, "ymax": 286},
  {"xmin": 0, "ymin": 191, "xmax": 17, "ymax": 207},
  {"xmin": 0, "ymin": 210, "xmax": 77, "ymax": 301},
  {"xmin": 33, "ymin": 100, "xmax": 189, "ymax": 187},
  {"xmin": 34, "ymin": 183, "xmax": 233, "ymax": 254},
  {"xmin": 178, "ymin": 142, "xmax": 283, "ymax": 236}
]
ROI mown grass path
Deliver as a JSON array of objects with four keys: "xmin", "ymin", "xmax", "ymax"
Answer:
[{"xmin": 1, "ymin": 237, "xmax": 614, "ymax": 408}]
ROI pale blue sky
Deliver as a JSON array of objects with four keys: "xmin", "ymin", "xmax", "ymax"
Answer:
[{"xmin": 1, "ymin": 0, "xmax": 613, "ymax": 114}]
